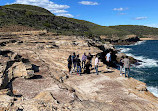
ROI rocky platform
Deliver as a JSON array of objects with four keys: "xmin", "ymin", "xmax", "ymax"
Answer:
[{"xmin": 0, "ymin": 33, "xmax": 158, "ymax": 111}]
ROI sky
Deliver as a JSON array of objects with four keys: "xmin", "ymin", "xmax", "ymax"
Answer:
[{"xmin": 0, "ymin": 0, "xmax": 158, "ymax": 28}]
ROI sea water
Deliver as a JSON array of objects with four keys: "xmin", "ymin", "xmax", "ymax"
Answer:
[{"xmin": 116, "ymin": 40, "xmax": 158, "ymax": 97}]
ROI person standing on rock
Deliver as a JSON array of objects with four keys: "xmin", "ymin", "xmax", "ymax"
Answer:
[
  {"xmin": 76, "ymin": 55, "xmax": 81, "ymax": 76},
  {"xmin": 82, "ymin": 53, "xmax": 87, "ymax": 68},
  {"xmin": 120, "ymin": 56, "xmax": 124, "ymax": 76},
  {"xmin": 72, "ymin": 52, "xmax": 76, "ymax": 72},
  {"xmin": 67, "ymin": 55, "xmax": 72, "ymax": 74},
  {"xmin": 105, "ymin": 51, "xmax": 112, "ymax": 71},
  {"xmin": 87, "ymin": 53, "xmax": 93, "ymax": 67},
  {"xmin": 95, "ymin": 55, "xmax": 99, "ymax": 75},
  {"xmin": 122, "ymin": 56, "xmax": 130, "ymax": 78},
  {"xmin": 85, "ymin": 59, "xmax": 92, "ymax": 74}
]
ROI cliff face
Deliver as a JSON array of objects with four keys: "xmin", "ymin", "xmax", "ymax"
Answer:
[{"xmin": 0, "ymin": 32, "xmax": 158, "ymax": 111}]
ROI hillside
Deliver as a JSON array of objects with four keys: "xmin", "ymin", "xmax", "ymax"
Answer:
[
  {"xmin": 0, "ymin": 4, "xmax": 129, "ymax": 38},
  {"xmin": 60, "ymin": 17, "xmax": 131, "ymax": 37},
  {"xmin": 1, "ymin": 4, "xmax": 158, "ymax": 39},
  {"xmin": 109, "ymin": 25, "xmax": 158, "ymax": 38},
  {"xmin": 0, "ymin": 4, "xmax": 90, "ymax": 36}
]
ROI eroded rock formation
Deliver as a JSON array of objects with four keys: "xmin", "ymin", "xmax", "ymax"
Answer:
[{"xmin": 0, "ymin": 32, "xmax": 157, "ymax": 111}]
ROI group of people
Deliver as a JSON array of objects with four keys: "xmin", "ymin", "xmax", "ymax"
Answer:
[
  {"xmin": 104, "ymin": 51, "xmax": 130, "ymax": 78},
  {"xmin": 67, "ymin": 51, "xmax": 130, "ymax": 77},
  {"xmin": 67, "ymin": 52, "xmax": 99, "ymax": 75}
]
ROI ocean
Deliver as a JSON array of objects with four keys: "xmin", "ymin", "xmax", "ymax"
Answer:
[{"xmin": 116, "ymin": 40, "xmax": 158, "ymax": 97}]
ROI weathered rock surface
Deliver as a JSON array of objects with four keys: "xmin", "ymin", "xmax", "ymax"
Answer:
[
  {"xmin": 0, "ymin": 33, "xmax": 157, "ymax": 111},
  {"xmin": 0, "ymin": 50, "xmax": 35, "ymax": 90}
]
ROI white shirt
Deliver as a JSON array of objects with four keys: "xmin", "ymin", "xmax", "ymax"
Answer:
[
  {"xmin": 95, "ymin": 57, "xmax": 99, "ymax": 66},
  {"xmin": 106, "ymin": 53, "xmax": 111, "ymax": 61}
]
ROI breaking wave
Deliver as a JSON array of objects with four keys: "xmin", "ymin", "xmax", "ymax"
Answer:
[
  {"xmin": 118, "ymin": 48, "xmax": 132, "ymax": 53},
  {"xmin": 147, "ymin": 86, "xmax": 158, "ymax": 97},
  {"xmin": 125, "ymin": 53, "xmax": 158, "ymax": 68},
  {"xmin": 125, "ymin": 40, "xmax": 146, "ymax": 46}
]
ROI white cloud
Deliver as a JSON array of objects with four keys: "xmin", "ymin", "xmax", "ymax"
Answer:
[
  {"xmin": 135, "ymin": 17, "xmax": 147, "ymax": 20},
  {"xmin": 146, "ymin": 24, "xmax": 158, "ymax": 28},
  {"xmin": 56, "ymin": 13, "xmax": 74, "ymax": 18},
  {"xmin": 12, "ymin": 0, "xmax": 73, "ymax": 17},
  {"xmin": 113, "ymin": 7, "xmax": 128, "ymax": 11},
  {"xmin": 118, "ymin": 13, "xmax": 127, "ymax": 15},
  {"xmin": 51, "ymin": 9, "xmax": 68, "ymax": 14},
  {"xmin": 79, "ymin": 1, "xmax": 98, "ymax": 5}
]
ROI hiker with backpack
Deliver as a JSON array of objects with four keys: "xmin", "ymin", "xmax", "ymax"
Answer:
[
  {"xmin": 95, "ymin": 55, "xmax": 99, "ymax": 75},
  {"xmin": 120, "ymin": 56, "xmax": 124, "ymax": 76},
  {"xmin": 122, "ymin": 56, "xmax": 130, "ymax": 78},
  {"xmin": 76, "ymin": 54, "xmax": 81, "ymax": 76},
  {"xmin": 85, "ymin": 59, "xmax": 92, "ymax": 74},
  {"xmin": 72, "ymin": 52, "xmax": 76, "ymax": 72},
  {"xmin": 105, "ymin": 51, "xmax": 112, "ymax": 71},
  {"xmin": 67, "ymin": 55, "xmax": 72, "ymax": 74},
  {"xmin": 82, "ymin": 53, "xmax": 87, "ymax": 68},
  {"xmin": 87, "ymin": 52, "xmax": 93, "ymax": 67}
]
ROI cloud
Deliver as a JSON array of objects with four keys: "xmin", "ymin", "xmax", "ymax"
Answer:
[
  {"xmin": 56, "ymin": 13, "xmax": 74, "ymax": 18},
  {"xmin": 12, "ymin": 0, "xmax": 73, "ymax": 17},
  {"xmin": 118, "ymin": 13, "xmax": 127, "ymax": 15},
  {"xmin": 79, "ymin": 1, "xmax": 98, "ymax": 5},
  {"xmin": 135, "ymin": 17, "xmax": 147, "ymax": 20},
  {"xmin": 146, "ymin": 24, "xmax": 158, "ymax": 28},
  {"xmin": 113, "ymin": 8, "xmax": 128, "ymax": 11}
]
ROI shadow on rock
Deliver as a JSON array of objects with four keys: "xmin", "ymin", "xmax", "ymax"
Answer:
[
  {"xmin": 32, "ymin": 64, "xmax": 40, "ymax": 72},
  {"xmin": 103, "ymin": 71, "xmax": 114, "ymax": 73},
  {"xmin": 28, "ymin": 75, "xmax": 43, "ymax": 79}
]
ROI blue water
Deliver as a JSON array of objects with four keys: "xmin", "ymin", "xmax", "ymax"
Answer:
[{"xmin": 116, "ymin": 40, "xmax": 158, "ymax": 97}]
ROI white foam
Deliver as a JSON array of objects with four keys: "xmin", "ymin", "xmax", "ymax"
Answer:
[
  {"xmin": 125, "ymin": 41, "xmax": 146, "ymax": 46},
  {"xmin": 133, "ymin": 41, "xmax": 146, "ymax": 46},
  {"xmin": 118, "ymin": 48, "xmax": 132, "ymax": 53},
  {"xmin": 147, "ymin": 86, "xmax": 158, "ymax": 97},
  {"xmin": 126, "ymin": 53, "xmax": 158, "ymax": 68},
  {"xmin": 130, "ymin": 69, "xmax": 144, "ymax": 74}
]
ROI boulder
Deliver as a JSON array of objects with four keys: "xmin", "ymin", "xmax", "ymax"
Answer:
[
  {"xmin": 103, "ymin": 43, "xmax": 114, "ymax": 50},
  {"xmin": 0, "ymin": 94, "xmax": 14, "ymax": 107},
  {"xmin": 0, "ymin": 65, "xmax": 4, "ymax": 87},
  {"xmin": 136, "ymin": 84, "xmax": 147, "ymax": 91},
  {"xmin": 8, "ymin": 62, "xmax": 34, "ymax": 79},
  {"xmin": 116, "ymin": 53, "xmax": 137, "ymax": 64}
]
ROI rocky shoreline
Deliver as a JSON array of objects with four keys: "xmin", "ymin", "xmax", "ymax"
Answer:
[{"xmin": 0, "ymin": 32, "xmax": 158, "ymax": 111}]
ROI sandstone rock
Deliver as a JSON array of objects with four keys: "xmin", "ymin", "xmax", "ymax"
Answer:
[
  {"xmin": 0, "ymin": 33, "xmax": 158, "ymax": 111},
  {"xmin": 8, "ymin": 62, "xmax": 34, "ymax": 79},
  {"xmin": 8, "ymin": 62, "xmax": 27, "ymax": 78},
  {"xmin": 0, "ymin": 65, "xmax": 5, "ymax": 89},
  {"xmin": 116, "ymin": 52, "xmax": 137, "ymax": 64},
  {"xmin": 116, "ymin": 53, "xmax": 126, "ymax": 62},
  {"xmin": 136, "ymin": 84, "xmax": 147, "ymax": 91},
  {"xmin": 103, "ymin": 43, "xmax": 114, "ymax": 50},
  {"xmin": 34, "ymin": 91, "xmax": 55, "ymax": 101},
  {"xmin": 24, "ymin": 63, "xmax": 32, "ymax": 70},
  {"xmin": 0, "ymin": 65, "xmax": 4, "ymax": 73},
  {"xmin": 0, "ymin": 95, "xmax": 14, "ymax": 107},
  {"xmin": 25, "ymin": 70, "xmax": 34, "ymax": 79},
  {"xmin": 10, "ymin": 52, "xmax": 18, "ymax": 60}
]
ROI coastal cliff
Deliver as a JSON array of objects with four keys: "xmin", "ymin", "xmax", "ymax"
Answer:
[{"xmin": 0, "ymin": 31, "xmax": 158, "ymax": 111}]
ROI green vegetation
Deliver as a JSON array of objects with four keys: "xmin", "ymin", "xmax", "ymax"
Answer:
[
  {"xmin": 59, "ymin": 17, "xmax": 130, "ymax": 37},
  {"xmin": 0, "ymin": 4, "xmax": 90, "ymax": 36},
  {"xmin": 109, "ymin": 25, "xmax": 158, "ymax": 37},
  {"xmin": 3, "ymin": 4, "xmax": 52, "ymax": 15},
  {"xmin": 0, "ymin": 4, "xmax": 158, "ymax": 39}
]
